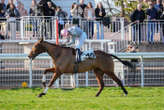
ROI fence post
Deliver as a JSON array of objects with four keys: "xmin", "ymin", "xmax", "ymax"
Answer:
[
  {"xmin": 56, "ymin": 18, "xmax": 59, "ymax": 44},
  {"xmin": 75, "ymin": 74, "xmax": 79, "ymax": 87},
  {"xmin": 8, "ymin": 17, "xmax": 16, "ymax": 40},
  {"xmin": 61, "ymin": 75, "xmax": 63, "ymax": 87},
  {"xmin": 71, "ymin": 74, "xmax": 75, "ymax": 88},
  {"xmin": 20, "ymin": 17, "xmax": 24, "ymax": 40},
  {"xmin": 85, "ymin": 72, "xmax": 88, "ymax": 87},
  {"xmin": 140, "ymin": 56, "xmax": 144, "ymax": 87},
  {"xmin": 29, "ymin": 59, "xmax": 32, "ymax": 88},
  {"xmin": 101, "ymin": 42, "xmax": 103, "ymax": 51},
  {"xmin": 120, "ymin": 18, "xmax": 124, "ymax": 40}
]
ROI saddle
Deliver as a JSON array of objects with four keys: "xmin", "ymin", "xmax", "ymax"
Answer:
[{"xmin": 75, "ymin": 49, "xmax": 96, "ymax": 63}]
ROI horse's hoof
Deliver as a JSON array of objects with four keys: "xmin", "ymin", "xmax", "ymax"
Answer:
[
  {"xmin": 38, "ymin": 93, "xmax": 46, "ymax": 97},
  {"xmin": 124, "ymin": 92, "xmax": 128, "ymax": 96},
  {"xmin": 95, "ymin": 94, "xmax": 100, "ymax": 97}
]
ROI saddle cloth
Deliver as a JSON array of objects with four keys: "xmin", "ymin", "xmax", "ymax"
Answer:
[{"xmin": 80, "ymin": 50, "xmax": 96, "ymax": 61}]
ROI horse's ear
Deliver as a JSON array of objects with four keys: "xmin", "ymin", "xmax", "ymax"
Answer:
[{"xmin": 39, "ymin": 37, "xmax": 44, "ymax": 43}]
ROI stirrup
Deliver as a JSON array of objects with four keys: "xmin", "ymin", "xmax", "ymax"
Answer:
[{"xmin": 75, "ymin": 48, "xmax": 81, "ymax": 63}]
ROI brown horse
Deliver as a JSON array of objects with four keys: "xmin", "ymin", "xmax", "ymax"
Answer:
[{"xmin": 28, "ymin": 38, "xmax": 134, "ymax": 97}]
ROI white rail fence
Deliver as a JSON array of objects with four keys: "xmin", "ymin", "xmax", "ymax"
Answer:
[{"xmin": 1, "ymin": 52, "xmax": 164, "ymax": 88}]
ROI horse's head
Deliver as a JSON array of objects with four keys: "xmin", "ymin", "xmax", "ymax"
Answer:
[{"xmin": 28, "ymin": 38, "xmax": 46, "ymax": 60}]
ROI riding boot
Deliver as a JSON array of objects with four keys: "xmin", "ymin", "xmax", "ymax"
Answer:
[{"xmin": 75, "ymin": 48, "xmax": 81, "ymax": 63}]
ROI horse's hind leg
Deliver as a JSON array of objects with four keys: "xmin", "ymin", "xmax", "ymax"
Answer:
[
  {"xmin": 42, "ymin": 68, "xmax": 56, "ymax": 88},
  {"xmin": 94, "ymin": 68, "xmax": 104, "ymax": 97},
  {"xmin": 107, "ymin": 72, "xmax": 128, "ymax": 96}
]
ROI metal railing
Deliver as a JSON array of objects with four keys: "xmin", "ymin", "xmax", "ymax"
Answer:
[
  {"xmin": 129, "ymin": 20, "xmax": 164, "ymax": 43},
  {"xmin": 0, "ymin": 17, "xmax": 58, "ymax": 40},
  {"xmin": 0, "ymin": 16, "xmax": 128, "ymax": 52},
  {"xmin": 1, "ymin": 52, "xmax": 164, "ymax": 88},
  {"xmin": 0, "ymin": 16, "xmax": 106, "ymax": 40}
]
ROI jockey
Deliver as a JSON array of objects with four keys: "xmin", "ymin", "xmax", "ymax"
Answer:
[{"xmin": 61, "ymin": 19, "xmax": 87, "ymax": 63}]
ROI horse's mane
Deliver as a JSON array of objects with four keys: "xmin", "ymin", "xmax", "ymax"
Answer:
[
  {"xmin": 44, "ymin": 41, "xmax": 75, "ymax": 50},
  {"xmin": 44, "ymin": 41, "xmax": 76, "ymax": 54}
]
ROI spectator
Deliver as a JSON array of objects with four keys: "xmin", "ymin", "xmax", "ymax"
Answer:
[
  {"xmin": 56, "ymin": 6, "xmax": 67, "ymax": 20},
  {"xmin": 47, "ymin": 1, "xmax": 55, "ymax": 16},
  {"xmin": 84, "ymin": 2, "xmax": 95, "ymax": 20},
  {"xmin": 6, "ymin": 3, "xmax": 20, "ymax": 18},
  {"xmin": 46, "ymin": 1, "xmax": 55, "ymax": 39},
  {"xmin": 16, "ymin": 1, "xmax": 21, "ymax": 10},
  {"xmin": 56, "ymin": 6, "xmax": 67, "ymax": 38},
  {"xmin": 79, "ymin": 0, "xmax": 87, "ymax": 18},
  {"xmin": 146, "ymin": 1, "xmax": 158, "ymax": 43},
  {"xmin": 70, "ymin": 2, "xmax": 84, "ymax": 28},
  {"xmin": 5, "ymin": 3, "xmax": 19, "ymax": 40},
  {"xmin": 70, "ymin": 2, "xmax": 82, "ymax": 18},
  {"xmin": 0, "ymin": 0, "xmax": 6, "ymax": 17},
  {"xmin": 6, "ymin": 0, "xmax": 14, "ymax": 10},
  {"xmin": 18, "ymin": 3, "xmax": 27, "ymax": 16},
  {"xmin": 95, "ymin": 2, "xmax": 106, "ymax": 39},
  {"xmin": 29, "ymin": 0, "xmax": 38, "ymax": 38},
  {"xmin": 95, "ymin": 2, "xmax": 106, "ymax": 21},
  {"xmin": 154, "ymin": 0, "xmax": 163, "ymax": 19},
  {"xmin": 37, "ymin": 0, "xmax": 49, "ymax": 16},
  {"xmin": 29, "ymin": 0, "xmax": 37, "ymax": 16},
  {"xmin": 152, "ymin": 0, "xmax": 157, "ymax": 5},
  {"xmin": 48, "ymin": 0, "xmax": 56, "ymax": 11},
  {"xmin": 0, "ymin": 0, "xmax": 6, "ymax": 40},
  {"xmin": 130, "ymin": 3, "xmax": 145, "ymax": 42},
  {"xmin": 160, "ymin": 0, "xmax": 164, "ymax": 42},
  {"xmin": 146, "ymin": 1, "xmax": 158, "ymax": 20},
  {"xmin": 84, "ymin": 2, "xmax": 95, "ymax": 39}
]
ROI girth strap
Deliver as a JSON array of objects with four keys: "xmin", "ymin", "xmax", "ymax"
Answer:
[{"xmin": 73, "ymin": 63, "xmax": 79, "ymax": 73}]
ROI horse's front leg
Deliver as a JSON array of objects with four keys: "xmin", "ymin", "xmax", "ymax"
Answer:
[
  {"xmin": 38, "ymin": 71, "xmax": 62, "ymax": 97},
  {"xmin": 42, "ymin": 68, "xmax": 56, "ymax": 88}
]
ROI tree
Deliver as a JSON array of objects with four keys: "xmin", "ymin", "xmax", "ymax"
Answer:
[
  {"xmin": 113, "ymin": 0, "xmax": 126, "ymax": 17},
  {"xmin": 102, "ymin": 0, "xmax": 148, "ymax": 20},
  {"xmin": 102, "ymin": 0, "xmax": 120, "ymax": 16},
  {"xmin": 102, "ymin": 0, "xmax": 138, "ymax": 17},
  {"xmin": 112, "ymin": 0, "xmax": 139, "ymax": 19}
]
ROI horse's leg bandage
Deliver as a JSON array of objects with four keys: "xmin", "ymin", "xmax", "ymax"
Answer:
[
  {"xmin": 42, "ymin": 74, "xmax": 46, "ymax": 83},
  {"xmin": 43, "ymin": 87, "xmax": 49, "ymax": 94}
]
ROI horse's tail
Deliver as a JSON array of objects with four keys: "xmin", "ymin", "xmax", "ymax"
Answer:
[{"xmin": 110, "ymin": 54, "xmax": 134, "ymax": 68}]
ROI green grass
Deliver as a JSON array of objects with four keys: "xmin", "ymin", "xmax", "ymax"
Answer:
[{"xmin": 0, "ymin": 87, "xmax": 164, "ymax": 110}]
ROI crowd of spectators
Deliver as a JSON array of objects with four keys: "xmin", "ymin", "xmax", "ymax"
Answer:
[
  {"xmin": 0, "ymin": 0, "xmax": 106, "ymax": 20},
  {"xmin": 0, "ymin": 0, "xmax": 57, "ymax": 17},
  {"xmin": 0, "ymin": 0, "xmax": 107, "ymax": 39},
  {"xmin": 130, "ymin": 0, "xmax": 164, "ymax": 43}
]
